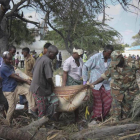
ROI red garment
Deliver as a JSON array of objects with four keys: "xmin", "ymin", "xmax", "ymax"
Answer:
[{"xmin": 92, "ymin": 86, "xmax": 112, "ymax": 120}]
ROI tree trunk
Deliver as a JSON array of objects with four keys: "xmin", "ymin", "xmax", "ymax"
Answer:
[
  {"xmin": 0, "ymin": 16, "xmax": 9, "ymax": 52},
  {"xmin": 71, "ymin": 123, "xmax": 140, "ymax": 139}
]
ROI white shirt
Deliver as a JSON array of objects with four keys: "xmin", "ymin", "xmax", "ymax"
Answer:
[
  {"xmin": 15, "ymin": 54, "xmax": 20, "ymax": 60},
  {"xmin": 63, "ymin": 56, "xmax": 83, "ymax": 80},
  {"xmin": 20, "ymin": 54, "xmax": 24, "ymax": 61}
]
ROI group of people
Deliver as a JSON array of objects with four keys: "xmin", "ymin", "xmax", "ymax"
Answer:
[
  {"xmin": 0, "ymin": 43, "xmax": 140, "ymax": 126},
  {"xmin": 124, "ymin": 54, "xmax": 140, "ymax": 60}
]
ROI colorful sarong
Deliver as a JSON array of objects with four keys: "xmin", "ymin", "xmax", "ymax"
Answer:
[
  {"xmin": 66, "ymin": 75, "xmax": 82, "ymax": 86},
  {"xmin": 33, "ymin": 93, "xmax": 59, "ymax": 118},
  {"xmin": 92, "ymin": 86, "xmax": 112, "ymax": 120}
]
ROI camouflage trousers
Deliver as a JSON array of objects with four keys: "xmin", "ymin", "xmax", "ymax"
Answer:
[{"xmin": 110, "ymin": 88, "xmax": 139, "ymax": 121}]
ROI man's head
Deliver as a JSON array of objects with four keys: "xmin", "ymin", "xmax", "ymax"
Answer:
[
  {"xmin": 22, "ymin": 47, "xmax": 30, "ymax": 58},
  {"xmin": 46, "ymin": 45, "xmax": 58, "ymax": 60},
  {"xmin": 103, "ymin": 45, "xmax": 114, "ymax": 59},
  {"xmin": 111, "ymin": 50, "xmax": 124, "ymax": 67},
  {"xmin": 8, "ymin": 45, "xmax": 16, "ymax": 56},
  {"xmin": 43, "ymin": 43, "xmax": 52, "ymax": 55},
  {"xmin": 84, "ymin": 51, "xmax": 87, "ymax": 54},
  {"xmin": 17, "ymin": 52, "xmax": 19, "ymax": 54},
  {"xmin": 3, "ymin": 51, "xmax": 13, "ymax": 65},
  {"xmin": 72, "ymin": 48, "xmax": 83, "ymax": 60}
]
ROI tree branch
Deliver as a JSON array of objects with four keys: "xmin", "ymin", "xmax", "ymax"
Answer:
[
  {"xmin": 46, "ymin": 12, "xmax": 64, "ymax": 39},
  {"xmin": 6, "ymin": 0, "xmax": 27, "ymax": 17},
  {"xmin": 12, "ymin": 13, "xmax": 39, "ymax": 27}
]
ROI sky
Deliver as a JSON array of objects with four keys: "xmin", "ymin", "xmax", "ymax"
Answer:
[{"xmin": 12, "ymin": 0, "xmax": 140, "ymax": 46}]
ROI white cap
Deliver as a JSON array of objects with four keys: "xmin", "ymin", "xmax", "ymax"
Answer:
[{"xmin": 73, "ymin": 48, "xmax": 83, "ymax": 55}]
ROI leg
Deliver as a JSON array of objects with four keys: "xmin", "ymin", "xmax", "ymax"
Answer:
[
  {"xmin": 33, "ymin": 93, "xmax": 47, "ymax": 118},
  {"xmin": 92, "ymin": 88, "xmax": 102, "ymax": 119},
  {"xmin": 101, "ymin": 86, "xmax": 112, "ymax": 118},
  {"xmin": 3, "ymin": 91, "xmax": 16, "ymax": 124},
  {"xmin": 110, "ymin": 95, "xmax": 122, "ymax": 121},
  {"xmin": 15, "ymin": 85, "xmax": 35, "ymax": 110}
]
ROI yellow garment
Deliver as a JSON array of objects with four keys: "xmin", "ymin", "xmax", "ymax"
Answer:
[
  {"xmin": 85, "ymin": 106, "xmax": 90, "ymax": 119},
  {"xmin": 83, "ymin": 53, "xmax": 87, "ymax": 62},
  {"xmin": 39, "ymin": 53, "xmax": 43, "ymax": 57},
  {"xmin": 25, "ymin": 55, "xmax": 35, "ymax": 77}
]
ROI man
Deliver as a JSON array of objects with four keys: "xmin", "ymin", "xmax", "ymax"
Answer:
[
  {"xmin": 22, "ymin": 47, "xmax": 35, "ymax": 78},
  {"xmin": 91, "ymin": 50, "xmax": 140, "ymax": 122},
  {"xmin": 20, "ymin": 52, "xmax": 24, "ymax": 68},
  {"xmin": 1, "ymin": 52, "xmax": 35, "ymax": 125},
  {"xmin": 83, "ymin": 51, "xmax": 88, "ymax": 63},
  {"xmin": 39, "ymin": 43, "xmax": 52, "ymax": 57},
  {"xmin": 30, "ymin": 45, "xmax": 58, "ymax": 118},
  {"xmin": 8, "ymin": 45, "xmax": 16, "ymax": 66},
  {"xmin": 62, "ymin": 48, "xmax": 83, "ymax": 122},
  {"xmin": 82, "ymin": 45, "xmax": 114, "ymax": 121}
]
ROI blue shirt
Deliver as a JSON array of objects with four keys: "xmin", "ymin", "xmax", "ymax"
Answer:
[
  {"xmin": 82, "ymin": 52, "xmax": 111, "ymax": 90},
  {"xmin": 1, "ymin": 63, "xmax": 17, "ymax": 92}
]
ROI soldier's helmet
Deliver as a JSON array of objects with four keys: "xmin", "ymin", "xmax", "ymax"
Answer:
[{"xmin": 111, "ymin": 50, "xmax": 123, "ymax": 67}]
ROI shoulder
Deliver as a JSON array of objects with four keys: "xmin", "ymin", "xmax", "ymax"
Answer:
[
  {"xmin": 42, "ymin": 55, "xmax": 52, "ymax": 64},
  {"xmin": 90, "ymin": 52, "xmax": 102, "ymax": 60},
  {"xmin": 63, "ymin": 56, "xmax": 73, "ymax": 64}
]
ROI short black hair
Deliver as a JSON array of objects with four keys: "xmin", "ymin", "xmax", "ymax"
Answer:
[
  {"xmin": 22, "ymin": 47, "xmax": 30, "ymax": 54},
  {"xmin": 104, "ymin": 45, "xmax": 114, "ymax": 52},
  {"xmin": 44, "ymin": 43, "xmax": 52, "ymax": 49},
  {"xmin": 8, "ymin": 45, "xmax": 16, "ymax": 51}
]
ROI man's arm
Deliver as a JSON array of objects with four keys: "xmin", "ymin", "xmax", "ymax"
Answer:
[
  {"xmin": 82, "ymin": 56, "xmax": 96, "ymax": 84},
  {"xmin": 10, "ymin": 73, "xmax": 31, "ymax": 85},
  {"xmin": 48, "ymin": 78, "xmax": 54, "ymax": 92},
  {"xmin": 62, "ymin": 71, "xmax": 68, "ymax": 86}
]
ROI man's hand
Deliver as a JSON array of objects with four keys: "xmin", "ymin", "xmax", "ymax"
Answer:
[
  {"xmin": 90, "ymin": 84, "xmax": 95, "ymax": 88},
  {"xmin": 26, "ymin": 79, "xmax": 31, "ymax": 85}
]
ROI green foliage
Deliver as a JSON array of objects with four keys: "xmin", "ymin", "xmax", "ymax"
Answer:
[
  {"xmin": 9, "ymin": 19, "xmax": 35, "ymax": 45},
  {"xmin": 131, "ymin": 34, "xmax": 140, "ymax": 46}
]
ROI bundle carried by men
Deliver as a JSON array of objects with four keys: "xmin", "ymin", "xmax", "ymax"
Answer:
[{"xmin": 15, "ymin": 69, "xmax": 91, "ymax": 112}]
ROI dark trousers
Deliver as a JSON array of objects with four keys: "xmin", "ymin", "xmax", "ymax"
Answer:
[{"xmin": 21, "ymin": 60, "xmax": 24, "ymax": 68}]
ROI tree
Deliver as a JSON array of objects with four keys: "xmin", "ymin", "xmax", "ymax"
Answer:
[
  {"xmin": 131, "ymin": 34, "xmax": 140, "ymax": 46},
  {"xmin": 9, "ymin": 19, "xmax": 35, "ymax": 45},
  {"xmin": 0, "ymin": 0, "xmax": 39, "ymax": 52},
  {"xmin": 34, "ymin": 0, "xmax": 139, "ymax": 53}
]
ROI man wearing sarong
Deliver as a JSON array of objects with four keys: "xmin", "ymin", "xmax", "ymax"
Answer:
[
  {"xmin": 62, "ymin": 48, "xmax": 83, "ymax": 122},
  {"xmin": 91, "ymin": 50, "xmax": 140, "ymax": 122},
  {"xmin": 30, "ymin": 45, "xmax": 58, "ymax": 118},
  {"xmin": 82, "ymin": 45, "xmax": 114, "ymax": 121},
  {"xmin": 1, "ymin": 52, "xmax": 35, "ymax": 125}
]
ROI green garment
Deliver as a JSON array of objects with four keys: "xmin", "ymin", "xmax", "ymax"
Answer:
[
  {"xmin": 66, "ymin": 75, "xmax": 82, "ymax": 86},
  {"xmin": 101, "ymin": 50, "xmax": 140, "ymax": 121}
]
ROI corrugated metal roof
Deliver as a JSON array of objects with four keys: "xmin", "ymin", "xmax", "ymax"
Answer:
[{"xmin": 127, "ymin": 46, "xmax": 140, "ymax": 51}]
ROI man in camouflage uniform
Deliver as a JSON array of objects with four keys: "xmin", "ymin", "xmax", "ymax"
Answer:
[{"xmin": 91, "ymin": 50, "xmax": 140, "ymax": 121}]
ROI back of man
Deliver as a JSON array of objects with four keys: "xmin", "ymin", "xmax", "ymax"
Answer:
[{"xmin": 30, "ymin": 55, "xmax": 53, "ymax": 97}]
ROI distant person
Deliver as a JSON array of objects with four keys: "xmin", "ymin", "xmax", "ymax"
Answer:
[
  {"xmin": 59, "ymin": 52, "xmax": 62, "ymax": 68},
  {"xmin": 132, "ymin": 54, "xmax": 136, "ymax": 60},
  {"xmin": 22, "ymin": 47, "xmax": 35, "ymax": 78},
  {"xmin": 83, "ymin": 51, "xmax": 88, "ymax": 63},
  {"xmin": 8, "ymin": 45, "xmax": 16, "ymax": 66},
  {"xmin": 137, "ymin": 55, "xmax": 140, "ymax": 60},
  {"xmin": 124, "ymin": 55, "xmax": 127, "ymax": 58},
  {"xmin": 15, "ymin": 52, "xmax": 20, "ymax": 67},
  {"xmin": 20, "ymin": 52, "xmax": 24, "ymax": 68}
]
